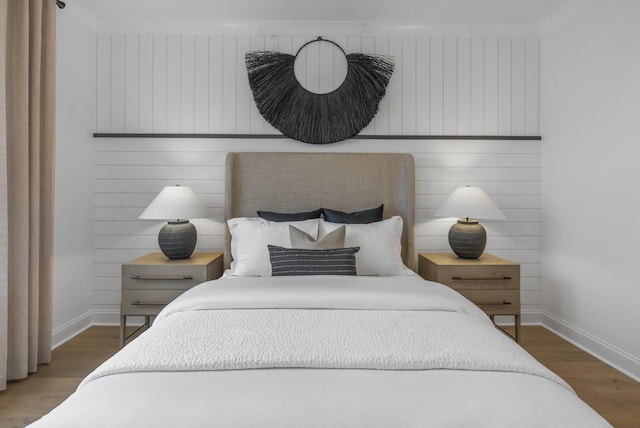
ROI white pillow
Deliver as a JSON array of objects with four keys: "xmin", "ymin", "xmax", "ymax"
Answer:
[
  {"xmin": 319, "ymin": 216, "xmax": 405, "ymax": 276},
  {"xmin": 228, "ymin": 217, "xmax": 319, "ymax": 276}
]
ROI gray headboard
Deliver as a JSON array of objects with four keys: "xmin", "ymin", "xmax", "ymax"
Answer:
[{"xmin": 224, "ymin": 152, "xmax": 416, "ymax": 270}]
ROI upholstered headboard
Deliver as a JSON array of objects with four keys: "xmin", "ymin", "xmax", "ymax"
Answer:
[{"xmin": 224, "ymin": 152, "xmax": 416, "ymax": 269}]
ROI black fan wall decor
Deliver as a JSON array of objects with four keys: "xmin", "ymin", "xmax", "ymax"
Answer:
[{"xmin": 245, "ymin": 37, "xmax": 394, "ymax": 144}]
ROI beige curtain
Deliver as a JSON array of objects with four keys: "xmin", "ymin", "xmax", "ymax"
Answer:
[{"xmin": 0, "ymin": 0, "xmax": 56, "ymax": 390}]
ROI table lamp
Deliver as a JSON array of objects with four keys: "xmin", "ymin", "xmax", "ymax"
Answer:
[
  {"xmin": 139, "ymin": 185, "xmax": 207, "ymax": 259},
  {"xmin": 435, "ymin": 186, "xmax": 505, "ymax": 259}
]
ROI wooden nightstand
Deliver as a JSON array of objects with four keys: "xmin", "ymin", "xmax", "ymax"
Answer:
[
  {"xmin": 418, "ymin": 253, "xmax": 521, "ymax": 342},
  {"xmin": 120, "ymin": 252, "xmax": 223, "ymax": 346}
]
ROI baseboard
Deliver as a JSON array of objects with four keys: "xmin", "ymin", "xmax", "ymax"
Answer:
[
  {"xmin": 492, "ymin": 309, "xmax": 542, "ymax": 326},
  {"xmin": 521, "ymin": 310, "xmax": 542, "ymax": 325},
  {"xmin": 52, "ymin": 310, "xmax": 144, "ymax": 349},
  {"xmin": 51, "ymin": 310, "xmax": 94, "ymax": 349},
  {"xmin": 91, "ymin": 310, "xmax": 147, "ymax": 326},
  {"xmin": 73, "ymin": 312, "xmax": 541, "ymax": 328},
  {"xmin": 541, "ymin": 311, "xmax": 640, "ymax": 382},
  {"xmin": 55, "ymin": 310, "xmax": 545, "ymax": 344},
  {"xmin": 90, "ymin": 310, "xmax": 121, "ymax": 326}
]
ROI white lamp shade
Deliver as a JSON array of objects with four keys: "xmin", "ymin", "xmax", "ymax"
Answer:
[
  {"xmin": 435, "ymin": 186, "xmax": 505, "ymax": 220},
  {"xmin": 139, "ymin": 185, "xmax": 208, "ymax": 220}
]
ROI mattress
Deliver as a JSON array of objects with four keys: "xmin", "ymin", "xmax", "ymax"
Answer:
[{"xmin": 30, "ymin": 273, "xmax": 611, "ymax": 427}]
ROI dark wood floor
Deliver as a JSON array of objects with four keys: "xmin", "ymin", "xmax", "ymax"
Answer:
[{"xmin": 1, "ymin": 326, "xmax": 638, "ymax": 427}]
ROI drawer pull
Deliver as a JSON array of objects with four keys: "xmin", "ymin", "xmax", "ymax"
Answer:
[
  {"xmin": 451, "ymin": 276, "xmax": 512, "ymax": 281},
  {"xmin": 131, "ymin": 301, "xmax": 167, "ymax": 306},
  {"xmin": 131, "ymin": 275, "xmax": 193, "ymax": 281}
]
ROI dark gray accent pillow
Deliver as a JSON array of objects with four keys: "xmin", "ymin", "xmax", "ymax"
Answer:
[
  {"xmin": 257, "ymin": 209, "xmax": 322, "ymax": 222},
  {"xmin": 268, "ymin": 245, "xmax": 359, "ymax": 276},
  {"xmin": 321, "ymin": 204, "xmax": 384, "ymax": 224}
]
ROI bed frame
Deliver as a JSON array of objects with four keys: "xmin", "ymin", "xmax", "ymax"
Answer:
[{"xmin": 224, "ymin": 152, "xmax": 416, "ymax": 270}]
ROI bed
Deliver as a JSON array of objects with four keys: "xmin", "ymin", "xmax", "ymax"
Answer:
[{"xmin": 30, "ymin": 152, "xmax": 610, "ymax": 427}]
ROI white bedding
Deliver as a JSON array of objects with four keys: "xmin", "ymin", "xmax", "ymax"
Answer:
[{"xmin": 31, "ymin": 273, "xmax": 611, "ymax": 427}]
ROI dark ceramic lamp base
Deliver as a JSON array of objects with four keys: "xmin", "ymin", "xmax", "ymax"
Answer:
[
  {"xmin": 158, "ymin": 220, "xmax": 197, "ymax": 259},
  {"xmin": 448, "ymin": 219, "xmax": 486, "ymax": 259}
]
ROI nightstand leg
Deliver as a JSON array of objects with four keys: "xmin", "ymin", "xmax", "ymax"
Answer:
[
  {"xmin": 488, "ymin": 314, "xmax": 520, "ymax": 343},
  {"xmin": 120, "ymin": 315, "xmax": 126, "ymax": 348}
]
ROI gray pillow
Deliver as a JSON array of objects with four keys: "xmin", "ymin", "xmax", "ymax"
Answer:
[
  {"xmin": 321, "ymin": 204, "xmax": 383, "ymax": 224},
  {"xmin": 268, "ymin": 245, "xmax": 359, "ymax": 276}
]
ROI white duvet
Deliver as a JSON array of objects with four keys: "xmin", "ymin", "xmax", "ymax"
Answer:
[{"xmin": 31, "ymin": 273, "xmax": 611, "ymax": 428}]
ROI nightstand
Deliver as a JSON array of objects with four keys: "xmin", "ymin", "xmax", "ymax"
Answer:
[
  {"xmin": 120, "ymin": 252, "xmax": 223, "ymax": 346},
  {"xmin": 418, "ymin": 253, "xmax": 521, "ymax": 342}
]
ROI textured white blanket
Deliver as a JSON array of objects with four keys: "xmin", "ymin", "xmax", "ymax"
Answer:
[
  {"xmin": 82, "ymin": 306, "xmax": 568, "ymax": 390},
  {"xmin": 33, "ymin": 276, "xmax": 612, "ymax": 428}
]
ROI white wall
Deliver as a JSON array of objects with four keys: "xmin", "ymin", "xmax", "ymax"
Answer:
[
  {"xmin": 51, "ymin": 0, "xmax": 640, "ymax": 382},
  {"xmin": 90, "ymin": 26, "xmax": 543, "ymax": 326},
  {"xmin": 95, "ymin": 32, "xmax": 540, "ymax": 137},
  {"xmin": 540, "ymin": 0, "xmax": 640, "ymax": 379},
  {"xmin": 92, "ymin": 137, "xmax": 541, "ymax": 325},
  {"xmin": 53, "ymin": 17, "xmax": 543, "ymax": 344},
  {"xmin": 52, "ymin": 7, "xmax": 96, "ymax": 347}
]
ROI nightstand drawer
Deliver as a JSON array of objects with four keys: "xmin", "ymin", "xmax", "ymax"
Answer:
[
  {"xmin": 121, "ymin": 289, "xmax": 185, "ymax": 316},
  {"xmin": 434, "ymin": 264, "xmax": 519, "ymax": 290},
  {"xmin": 456, "ymin": 289, "xmax": 520, "ymax": 308},
  {"xmin": 120, "ymin": 252, "xmax": 223, "ymax": 347},
  {"xmin": 418, "ymin": 253, "xmax": 521, "ymax": 342},
  {"xmin": 122, "ymin": 264, "xmax": 205, "ymax": 290}
]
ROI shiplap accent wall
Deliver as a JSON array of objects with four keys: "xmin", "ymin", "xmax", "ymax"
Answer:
[
  {"xmin": 92, "ymin": 32, "xmax": 541, "ymax": 323},
  {"xmin": 95, "ymin": 34, "xmax": 539, "ymax": 136},
  {"xmin": 93, "ymin": 138, "xmax": 541, "ymax": 321}
]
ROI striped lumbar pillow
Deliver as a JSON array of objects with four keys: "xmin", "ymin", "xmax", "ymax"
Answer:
[{"xmin": 268, "ymin": 245, "xmax": 359, "ymax": 276}]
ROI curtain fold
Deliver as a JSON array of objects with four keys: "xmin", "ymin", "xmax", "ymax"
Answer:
[{"xmin": 1, "ymin": 0, "xmax": 56, "ymax": 390}]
